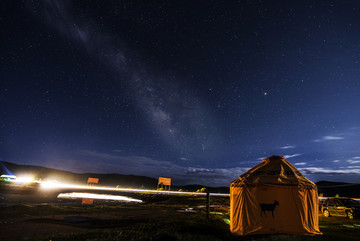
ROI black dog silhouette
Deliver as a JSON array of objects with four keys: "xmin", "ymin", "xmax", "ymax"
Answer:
[{"xmin": 260, "ymin": 200, "xmax": 279, "ymax": 218}]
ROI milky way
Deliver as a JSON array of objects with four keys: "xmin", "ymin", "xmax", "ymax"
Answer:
[{"xmin": 39, "ymin": 0, "xmax": 221, "ymax": 160}]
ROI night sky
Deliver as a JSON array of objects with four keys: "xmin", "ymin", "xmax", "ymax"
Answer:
[{"xmin": 1, "ymin": 0, "xmax": 360, "ymax": 186}]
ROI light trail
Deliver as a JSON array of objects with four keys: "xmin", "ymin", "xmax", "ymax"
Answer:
[
  {"xmin": 319, "ymin": 196, "xmax": 360, "ymax": 201},
  {"xmin": 40, "ymin": 180, "xmax": 230, "ymax": 197},
  {"xmin": 58, "ymin": 192, "xmax": 142, "ymax": 203},
  {"xmin": 27, "ymin": 181, "xmax": 360, "ymax": 201}
]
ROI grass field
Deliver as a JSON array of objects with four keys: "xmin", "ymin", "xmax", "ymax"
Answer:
[{"xmin": 0, "ymin": 196, "xmax": 359, "ymax": 241}]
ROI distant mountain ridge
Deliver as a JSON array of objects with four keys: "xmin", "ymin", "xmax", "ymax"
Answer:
[
  {"xmin": 1, "ymin": 161, "xmax": 359, "ymax": 196},
  {"xmin": 316, "ymin": 181, "xmax": 360, "ymax": 198},
  {"xmin": 0, "ymin": 161, "xmax": 159, "ymax": 189},
  {"xmin": 0, "ymin": 161, "xmax": 229, "ymax": 192}
]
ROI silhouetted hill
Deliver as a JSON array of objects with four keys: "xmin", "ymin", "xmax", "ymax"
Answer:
[
  {"xmin": 3, "ymin": 162, "xmax": 360, "ymax": 197},
  {"xmin": 0, "ymin": 161, "xmax": 158, "ymax": 189},
  {"xmin": 316, "ymin": 181, "xmax": 360, "ymax": 198},
  {"xmin": 0, "ymin": 162, "xmax": 229, "ymax": 192}
]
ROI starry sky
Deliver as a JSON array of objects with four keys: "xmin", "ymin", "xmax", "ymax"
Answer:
[{"xmin": 1, "ymin": 0, "xmax": 360, "ymax": 186}]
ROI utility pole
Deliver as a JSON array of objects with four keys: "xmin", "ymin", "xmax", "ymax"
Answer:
[{"xmin": 206, "ymin": 192, "xmax": 210, "ymax": 221}]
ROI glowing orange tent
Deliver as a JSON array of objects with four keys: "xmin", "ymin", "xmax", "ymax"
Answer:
[{"xmin": 230, "ymin": 155, "xmax": 322, "ymax": 235}]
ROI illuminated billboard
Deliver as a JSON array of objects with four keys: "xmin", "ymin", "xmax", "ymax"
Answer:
[
  {"xmin": 158, "ymin": 177, "xmax": 171, "ymax": 186},
  {"xmin": 158, "ymin": 177, "xmax": 171, "ymax": 190}
]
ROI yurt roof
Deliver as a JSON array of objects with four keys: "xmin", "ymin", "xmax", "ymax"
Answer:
[{"xmin": 230, "ymin": 155, "xmax": 316, "ymax": 188}]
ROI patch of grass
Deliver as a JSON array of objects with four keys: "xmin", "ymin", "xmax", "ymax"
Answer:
[
  {"xmin": 32, "ymin": 213, "xmax": 232, "ymax": 241},
  {"xmin": 3, "ymin": 197, "xmax": 360, "ymax": 241},
  {"xmin": 0, "ymin": 203, "xmax": 135, "ymax": 218}
]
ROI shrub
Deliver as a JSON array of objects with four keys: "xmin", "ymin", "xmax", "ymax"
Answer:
[{"xmin": 196, "ymin": 187, "xmax": 207, "ymax": 193}]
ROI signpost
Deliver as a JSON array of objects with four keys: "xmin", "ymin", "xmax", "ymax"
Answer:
[
  {"xmin": 82, "ymin": 177, "xmax": 99, "ymax": 205},
  {"xmin": 158, "ymin": 177, "xmax": 171, "ymax": 191},
  {"xmin": 206, "ymin": 192, "xmax": 210, "ymax": 221},
  {"xmin": 87, "ymin": 177, "xmax": 99, "ymax": 184}
]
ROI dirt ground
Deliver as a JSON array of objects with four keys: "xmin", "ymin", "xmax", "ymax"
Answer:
[{"xmin": 0, "ymin": 206, "xmax": 194, "ymax": 240}]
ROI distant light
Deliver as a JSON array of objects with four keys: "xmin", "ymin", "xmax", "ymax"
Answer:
[
  {"xmin": 40, "ymin": 180, "xmax": 61, "ymax": 189},
  {"xmin": 14, "ymin": 175, "xmax": 36, "ymax": 185},
  {"xmin": 1, "ymin": 174, "xmax": 16, "ymax": 179},
  {"xmin": 0, "ymin": 174, "xmax": 16, "ymax": 183}
]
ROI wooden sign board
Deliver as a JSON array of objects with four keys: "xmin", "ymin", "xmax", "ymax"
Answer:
[
  {"xmin": 158, "ymin": 177, "xmax": 171, "ymax": 186},
  {"xmin": 87, "ymin": 177, "xmax": 99, "ymax": 184}
]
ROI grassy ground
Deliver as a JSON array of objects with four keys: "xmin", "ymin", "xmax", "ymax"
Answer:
[{"xmin": 0, "ymin": 196, "xmax": 359, "ymax": 241}]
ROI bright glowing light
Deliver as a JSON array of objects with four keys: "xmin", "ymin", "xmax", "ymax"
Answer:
[
  {"xmin": 58, "ymin": 192, "xmax": 142, "ymax": 203},
  {"xmin": 1, "ymin": 174, "xmax": 16, "ymax": 179},
  {"xmin": 0, "ymin": 174, "xmax": 16, "ymax": 182},
  {"xmin": 40, "ymin": 180, "xmax": 62, "ymax": 189},
  {"xmin": 14, "ymin": 175, "xmax": 36, "ymax": 185}
]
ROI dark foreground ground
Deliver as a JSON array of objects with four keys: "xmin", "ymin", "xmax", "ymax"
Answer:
[{"xmin": 0, "ymin": 196, "xmax": 359, "ymax": 241}]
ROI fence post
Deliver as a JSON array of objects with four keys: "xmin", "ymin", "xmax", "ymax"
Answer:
[{"xmin": 206, "ymin": 192, "xmax": 210, "ymax": 221}]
